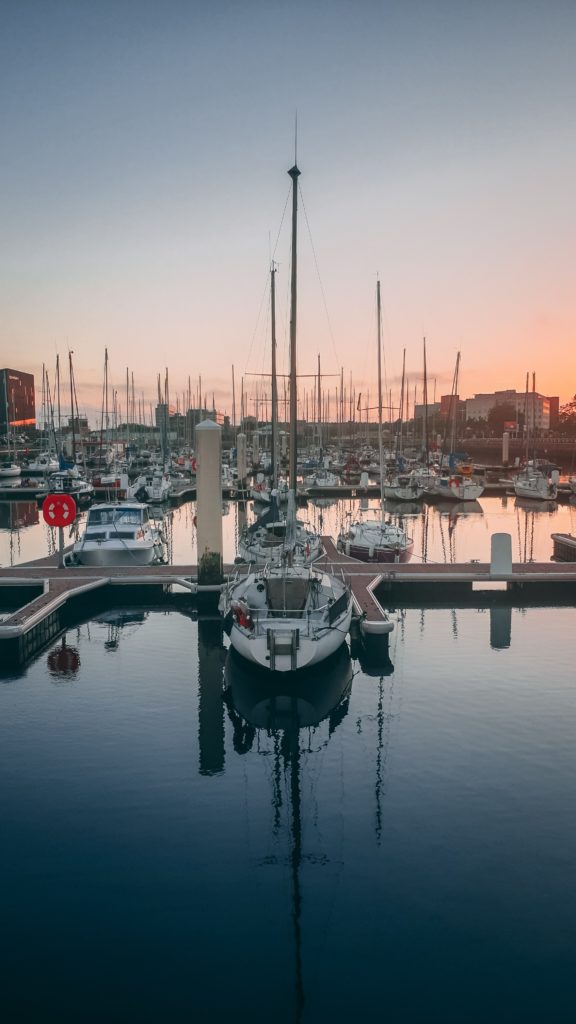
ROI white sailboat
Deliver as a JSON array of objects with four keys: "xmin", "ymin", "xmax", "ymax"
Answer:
[
  {"xmin": 429, "ymin": 352, "xmax": 484, "ymax": 502},
  {"xmin": 220, "ymin": 161, "xmax": 352, "ymax": 672},
  {"xmin": 514, "ymin": 373, "xmax": 558, "ymax": 501},
  {"xmin": 239, "ymin": 262, "xmax": 321, "ymax": 566},
  {"xmin": 337, "ymin": 281, "xmax": 413, "ymax": 562}
]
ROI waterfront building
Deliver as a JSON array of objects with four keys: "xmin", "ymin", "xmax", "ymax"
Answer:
[
  {"xmin": 465, "ymin": 389, "xmax": 556, "ymax": 432},
  {"xmin": 0, "ymin": 368, "xmax": 35, "ymax": 435}
]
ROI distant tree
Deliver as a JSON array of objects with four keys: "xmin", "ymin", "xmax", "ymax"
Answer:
[
  {"xmin": 559, "ymin": 396, "xmax": 576, "ymax": 436},
  {"xmin": 487, "ymin": 402, "xmax": 518, "ymax": 433}
]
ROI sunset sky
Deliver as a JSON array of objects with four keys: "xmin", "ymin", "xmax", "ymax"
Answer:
[{"xmin": 1, "ymin": 0, "xmax": 575, "ymax": 426}]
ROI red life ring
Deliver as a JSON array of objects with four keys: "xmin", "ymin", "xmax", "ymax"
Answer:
[
  {"xmin": 42, "ymin": 493, "xmax": 77, "ymax": 527},
  {"xmin": 191, "ymin": 458, "xmax": 197, "ymax": 472}
]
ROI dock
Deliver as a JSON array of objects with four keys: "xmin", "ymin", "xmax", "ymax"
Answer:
[{"xmin": 2, "ymin": 534, "xmax": 576, "ymax": 667}]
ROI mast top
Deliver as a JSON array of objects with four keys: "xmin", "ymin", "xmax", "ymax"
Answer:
[{"xmin": 288, "ymin": 164, "xmax": 301, "ymax": 180}]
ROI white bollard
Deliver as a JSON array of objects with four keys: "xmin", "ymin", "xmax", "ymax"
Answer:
[
  {"xmin": 196, "ymin": 419, "xmax": 223, "ymax": 586},
  {"xmin": 502, "ymin": 431, "xmax": 510, "ymax": 465}
]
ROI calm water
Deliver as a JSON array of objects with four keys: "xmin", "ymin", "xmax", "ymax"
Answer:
[
  {"xmin": 1, "ymin": 497, "xmax": 576, "ymax": 1021},
  {"xmin": 2, "ymin": 491, "xmax": 576, "ymax": 567}
]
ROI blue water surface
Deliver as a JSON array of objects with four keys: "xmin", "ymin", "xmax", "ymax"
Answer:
[{"xmin": 1, "ymin": 604, "xmax": 575, "ymax": 1023}]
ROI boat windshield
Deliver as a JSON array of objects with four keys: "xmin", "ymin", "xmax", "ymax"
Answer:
[{"xmin": 88, "ymin": 508, "xmax": 143, "ymax": 526}]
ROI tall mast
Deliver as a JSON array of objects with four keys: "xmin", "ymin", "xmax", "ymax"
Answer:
[
  {"xmin": 231, "ymin": 365, "xmax": 236, "ymax": 433},
  {"xmin": 68, "ymin": 350, "xmax": 76, "ymax": 465},
  {"xmin": 422, "ymin": 338, "xmax": 429, "ymax": 464},
  {"xmin": 317, "ymin": 353, "xmax": 322, "ymax": 451},
  {"xmin": 377, "ymin": 280, "xmax": 384, "ymax": 501},
  {"xmin": 288, "ymin": 162, "xmax": 300, "ymax": 491},
  {"xmin": 270, "ymin": 262, "xmax": 278, "ymax": 489}
]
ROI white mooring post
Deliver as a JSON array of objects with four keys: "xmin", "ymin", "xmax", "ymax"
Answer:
[
  {"xmin": 196, "ymin": 419, "xmax": 223, "ymax": 589},
  {"xmin": 502, "ymin": 431, "xmax": 510, "ymax": 465},
  {"xmin": 490, "ymin": 532, "xmax": 512, "ymax": 576}
]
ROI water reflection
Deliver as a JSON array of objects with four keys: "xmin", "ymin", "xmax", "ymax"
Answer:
[
  {"xmin": 92, "ymin": 609, "xmax": 148, "ymax": 650},
  {"xmin": 46, "ymin": 635, "xmax": 81, "ymax": 679},
  {"xmin": 198, "ymin": 617, "xmax": 227, "ymax": 775},
  {"xmin": 223, "ymin": 645, "xmax": 353, "ymax": 1022}
]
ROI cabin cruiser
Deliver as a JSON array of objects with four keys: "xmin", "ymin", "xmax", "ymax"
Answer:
[{"xmin": 65, "ymin": 501, "xmax": 165, "ymax": 566}]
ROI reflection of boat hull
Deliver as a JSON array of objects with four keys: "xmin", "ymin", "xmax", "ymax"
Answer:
[
  {"xmin": 515, "ymin": 498, "xmax": 557, "ymax": 513},
  {"xmin": 224, "ymin": 644, "xmax": 353, "ymax": 728},
  {"xmin": 435, "ymin": 500, "xmax": 483, "ymax": 516}
]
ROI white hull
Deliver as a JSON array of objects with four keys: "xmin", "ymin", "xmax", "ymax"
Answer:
[
  {"xmin": 0, "ymin": 464, "xmax": 21, "ymax": 478},
  {"xmin": 70, "ymin": 542, "xmax": 158, "ymax": 567},
  {"xmin": 238, "ymin": 521, "xmax": 321, "ymax": 566},
  {"xmin": 431, "ymin": 478, "xmax": 484, "ymax": 501},
  {"xmin": 68, "ymin": 501, "xmax": 164, "ymax": 567},
  {"xmin": 382, "ymin": 483, "xmax": 424, "ymax": 501},
  {"xmin": 514, "ymin": 474, "xmax": 557, "ymax": 501},
  {"xmin": 221, "ymin": 565, "xmax": 352, "ymax": 673},
  {"xmin": 230, "ymin": 615, "xmax": 350, "ymax": 671}
]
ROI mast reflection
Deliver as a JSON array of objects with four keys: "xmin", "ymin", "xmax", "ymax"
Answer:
[{"xmin": 223, "ymin": 645, "xmax": 353, "ymax": 1023}]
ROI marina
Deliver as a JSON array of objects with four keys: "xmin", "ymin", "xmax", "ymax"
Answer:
[
  {"xmin": 2, "ymin": 492, "xmax": 576, "ymax": 667},
  {"xmin": 2, "ymin": 2, "xmax": 576, "ymax": 1014}
]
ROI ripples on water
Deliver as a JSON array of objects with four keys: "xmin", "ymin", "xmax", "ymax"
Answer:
[{"xmin": 1, "ymin": 497, "xmax": 576, "ymax": 1021}]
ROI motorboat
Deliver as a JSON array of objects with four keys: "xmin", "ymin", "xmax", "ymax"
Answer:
[{"xmin": 65, "ymin": 501, "xmax": 165, "ymax": 566}]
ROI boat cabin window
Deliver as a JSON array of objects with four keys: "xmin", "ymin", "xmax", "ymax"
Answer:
[{"xmin": 88, "ymin": 508, "xmax": 143, "ymax": 526}]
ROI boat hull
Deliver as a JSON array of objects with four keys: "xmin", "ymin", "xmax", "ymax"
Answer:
[
  {"xmin": 70, "ymin": 543, "xmax": 157, "ymax": 567},
  {"xmin": 345, "ymin": 541, "xmax": 413, "ymax": 563},
  {"xmin": 229, "ymin": 610, "xmax": 352, "ymax": 672}
]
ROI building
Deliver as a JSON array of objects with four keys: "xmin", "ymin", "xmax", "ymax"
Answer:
[
  {"xmin": 465, "ymin": 389, "xmax": 556, "ymax": 432},
  {"xmin": 0, "ymin": 368, "xmax": 36, "ymax": 435}
]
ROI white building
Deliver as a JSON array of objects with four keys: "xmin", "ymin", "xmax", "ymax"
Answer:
[{"xmin": 465, "ymin": 390, "xmax": 551, "ymax": 432}]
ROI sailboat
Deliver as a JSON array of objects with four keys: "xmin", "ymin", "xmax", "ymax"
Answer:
[
  {"xmin": 220, "ymin": 161, "xmax": 352, "ymax": 672},
  {"xmin": 513, "ymin": 373, "xmax": 558, "ymax": 501},
  {"xmin": 429, "ymin": 352, "xmax": 484, "ymax": 502},
  {"xmin": 238, "ymin": 262, "xmax": 321, "ymax": 566},
  {"xmin": 382, "ymin": 348, "xmax": 424, "ymax": 502},
  {"xmin": 337, "ymin": 281, "xmax": 414, "ymax": 562}
]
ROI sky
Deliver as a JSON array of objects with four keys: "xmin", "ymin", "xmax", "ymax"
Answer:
[{"xmin": 1, "ymin": 0, "xmax": 575, "ymax": 426}]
